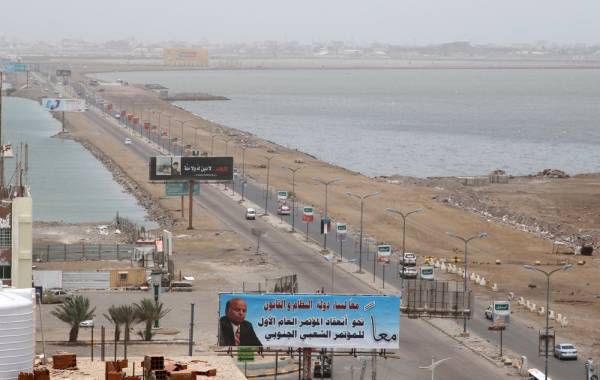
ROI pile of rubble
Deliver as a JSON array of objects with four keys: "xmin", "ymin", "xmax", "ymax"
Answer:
[{"xmin": 535, "ymin": 168, "xmax": 570, "ymax": 178}]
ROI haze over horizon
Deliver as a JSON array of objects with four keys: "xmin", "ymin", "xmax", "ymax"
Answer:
[{"xmin": 2, "ymin": 0, "xmax": 599, "ymax": 46}]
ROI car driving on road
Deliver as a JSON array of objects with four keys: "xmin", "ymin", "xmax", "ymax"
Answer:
[
  {"xmin": 554, "ymin": 343, "xmax": 577, "ymax": 360},
  {"xmin": 245, "ymin": 208, "xmax": 256, "ymax": 220}
]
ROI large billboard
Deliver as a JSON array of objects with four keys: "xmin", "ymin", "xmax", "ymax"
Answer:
[
  {"xmin": 218, "ymin": 293, "xmax": 400, "ymax": 349},
  {"xmin": 163, "ymin": 48, "xmax": 209, "ymax": 67},
  {"xmin": 150, "ymin": 156, "xmax": 233, "ymax": 181},
  {"xmin": 41, "ymin": 98, "xmax": 85, "ymax": 112}
]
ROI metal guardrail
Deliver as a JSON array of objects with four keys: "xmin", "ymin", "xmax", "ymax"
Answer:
[{"xmin": 33, "ymin": 244, "xmax": 135, "ymax": 262}]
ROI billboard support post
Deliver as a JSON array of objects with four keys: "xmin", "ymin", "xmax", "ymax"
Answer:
[
  {"xmin": 188, "ymin": 180, "xmax": 194, "ymax": 230},
  {"xmin": 302, "ymin": 348, "xmax": 312, "ymax": 380},
  {"xmin": 181, "ymin": 195, "xmax": 184, "ymax": 217},
  {"xmin": 382, "ymin": 264, "xmax": 386, "ymax": 289},
  {"xmin": 62, "ymin": 111, "xmax": 65, "ymax": 133}
]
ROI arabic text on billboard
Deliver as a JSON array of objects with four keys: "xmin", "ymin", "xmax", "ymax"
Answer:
[
  {"xmin": 218, "ymin": 293, "xmax": 400, "ymax": 349},
  {"xmin": 150, "ymin": 156, "xmax": 233, "ymax": 181},
  {"xmin": 41, "ymin": 98, "xmax": 85, "ymax": 112}
]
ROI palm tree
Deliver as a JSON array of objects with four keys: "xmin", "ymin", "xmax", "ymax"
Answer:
[
  {"xmin": 134, "ymin": 298, "xmax": 170, "ymax": 341},
  {"xmin": 51, "ymin": 295, "xmax": 95, "ymax": 342},
  {"xmin": 103, "ymin": 305, "xmax": 122, "ymax": 342},
  {"xmin": 117, "ymin": 304, "xmax": 137, "ymax": 342}
]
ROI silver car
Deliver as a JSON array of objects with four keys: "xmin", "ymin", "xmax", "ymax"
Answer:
[{"xmin": 554, "ymin": 343, "xmax": 577, "ymax": 360}]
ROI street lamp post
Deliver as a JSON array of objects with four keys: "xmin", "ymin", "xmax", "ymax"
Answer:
[
  {"xmin": 386, "ymin": 208, "xmax": 424, "ymax": 282},
  {"xmin": 523, "ymin": 264, "xmax": 572, "ymax": 380},
  {"xmin": 313, "ymin": 178, "xmax": 342, "ymax": 250},
  {"xmin": 153, "ymin": 111, "xmax": 162, "ymax": 146},
  {"xmin": 446, "ymin": 231, "xmax": 488, "ymax": 335},
  {"xmin": 284, "ymin": 166, "xmax": 305, "ymax": 233},
  {"xmin": 264, "ymin": 156, "xmax": 277, "ymax": 215},
  {"xmin": 163, "ymin": 115, "xmax": 172, "ymax": 153},
  {"xmin": 346, "ymin": 192, "xmax": 379, "ymax": 273},
  {"xmin": 210, "ymin": 134, "xmax": 220, "ymax": 156},
  {"xmin": 176, "ymin": 119, "xmax": 194, "ymax": 156},
  {"xmin": 419, "ymin": 357, "xmax": 450, "ymax": 380}
]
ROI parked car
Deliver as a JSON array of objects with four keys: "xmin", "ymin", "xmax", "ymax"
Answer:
[
  {"xmin": 399, "ymin": 266, "xmax": 417, "ymax": 279},
  {"xmin": 554, "ymin": 343, "xmax": 578, "ymax": 360},
  {"xmin": 245, "ymin": 208, "xmax": 256, "ymax": 220},
  {"xmin": 80, "ymin": 319, "xmax": 94, "ymax": 328},
  {"xmin": 42, "ymin": 289, "xmax": 72, "ymax": 304},
  {"xmin": 484, "ymin": 305, "xmax": 493, "ymax": 320},
  {"xmin": 278, "ymin": 204, "xmax": 291, "ymax": 215}
]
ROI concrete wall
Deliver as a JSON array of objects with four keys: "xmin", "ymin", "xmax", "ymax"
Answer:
[
  {"xmin": 33, "ymin": 270, "xmax": 62, "ymax": 289},
  {"xmin": 11, "ymin": 196, "xmax": 32, "ymax": 288}
]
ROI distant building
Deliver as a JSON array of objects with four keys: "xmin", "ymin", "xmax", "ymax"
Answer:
[{"xmin": 163, "ymin": 48, "xmax": 209, "ymax": 67}]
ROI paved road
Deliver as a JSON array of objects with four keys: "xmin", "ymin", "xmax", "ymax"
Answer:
[
  {"xmin": 65, "ymin": 81, "xmax": 582, "ymax": 379},
  {"xmin": 76, "ymin": 103, "xmax": 514, "ymax": 380}
]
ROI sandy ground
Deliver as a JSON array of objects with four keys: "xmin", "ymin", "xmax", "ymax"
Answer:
[{"xmin": 9, "ymin": 66, "xmax": 600, "ymax": 358}]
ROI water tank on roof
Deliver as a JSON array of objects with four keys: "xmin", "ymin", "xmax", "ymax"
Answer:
[{"xmin": 0, "ymin": 288, "xmax": 34, "ymax": 380}]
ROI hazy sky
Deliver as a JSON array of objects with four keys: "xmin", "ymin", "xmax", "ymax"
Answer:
[{"xmin": 3, "ymin": 0, "xmax": 599, "ymax": 45}]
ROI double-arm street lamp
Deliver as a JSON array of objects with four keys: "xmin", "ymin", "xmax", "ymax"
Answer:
[
  {"xmin": 314, "ymin": 178, "xmax": 342, "ymax": 250},
  {"xmin": 176, "ymin": 119, "xmax": 194, "ymax": 156},
  {"xmin": 218, "ymin": 137, "xmax": 234, "ymax": 156},
  {"xmin": 386, "ymin": 208, "xmax": 424, "ymax": 281},
  {"xmin": 446, "ymin": 231, "xmax": 488, "ymax": 335},
  {"xmin": 210, "ymin": 134, "xmax": 219, "ymax": 156},
  {"xmin": 263, "ymin": 155, "xmax": 278, "ymax": 214},
  {"xmin": 346, "ymin": 191, "xmax": 379, "ymax": 273},
  {"xmin": 523, "ymin": 263, "xmax": 572, "ymax": 380},
  {"xmin": 284, "ymin": 166, "xmax": 305, "ymax": 233}
]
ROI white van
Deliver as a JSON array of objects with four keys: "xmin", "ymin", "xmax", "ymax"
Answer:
[{"xmin": 527, "ymin": 368, "xmax": 551, "ymax": 380}]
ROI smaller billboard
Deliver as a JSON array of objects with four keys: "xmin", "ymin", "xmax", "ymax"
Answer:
[
  {"xmin": 41, "ymin": 98, "xmax": 85, "ymax": 112},
  {"xmin": 277, "ymin": 191, "xmax": 289, "ymax": 201},
  {"xmin": 320, "ymin": 218, "xmax": 331, "ymax": 234},
  {"xmin": 377, "ymin": 244, "xmax": 392, "ymax": 264},
  {"xmin": 150, "ymin": 156, "xmax": 233, "ymax": 181},
  {"xmin": 165, "ymin": 182, "xmax": 200, "ymax": 196},
  {"xmin": 492, "ymin": 301, "xmax": 510, "ymax": 325},
  {"xmin": 2, "ymin": 63, "xmax": 28, "ymax": 72},
  {"xmin": 218, "ymin": 293, "xmax": 400, "ymax": 349},
  {"xmin": 302, "ymin": 206, "xmax": 314, "ymax": 223},
  {"xmin": 56, "ymin": 69, "xmax": 71, "ymax": 77},
  {"xmin": 336, "ymin": 223, "xmax": 347, "ymax": 241}
]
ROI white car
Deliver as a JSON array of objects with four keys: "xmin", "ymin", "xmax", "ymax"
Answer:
[
  {"xmin": 79, "ymin": 319, "xmax": 94, "ymax": 328},
  {"xmin": 399, "ymin": 266, "xmax": 417, "ymax": 279},
  {"xmin": 484, "ymin": 305, "xmax": 493, "ymax": 320},
  {"xmin": 124, "ymin": 138, "xmax": 132, "ymax": 145},
  {"xmin": 245, "ymin": 208, "xmax": 256, "ymax": 220},
  {"xmin": 554, "ymin": 343, "xmax": 577, "ymax": 360}
]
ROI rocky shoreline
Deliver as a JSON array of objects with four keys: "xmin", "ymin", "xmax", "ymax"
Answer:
[{"xmin": 50, "ymin": 128, "xmax": 174, "ymax": 228}]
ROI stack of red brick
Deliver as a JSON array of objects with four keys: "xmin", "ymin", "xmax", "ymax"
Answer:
[
  {"xmin": 142, "ymin": 356, "xmax": 217, "ymax": 380},
  {"xmin": 18, "ymin": 367, "xmax": 49, "ymax": 380},
  {"xmin": 52, "ymin": 354, "xmax": 77, "ymax": 370}
]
